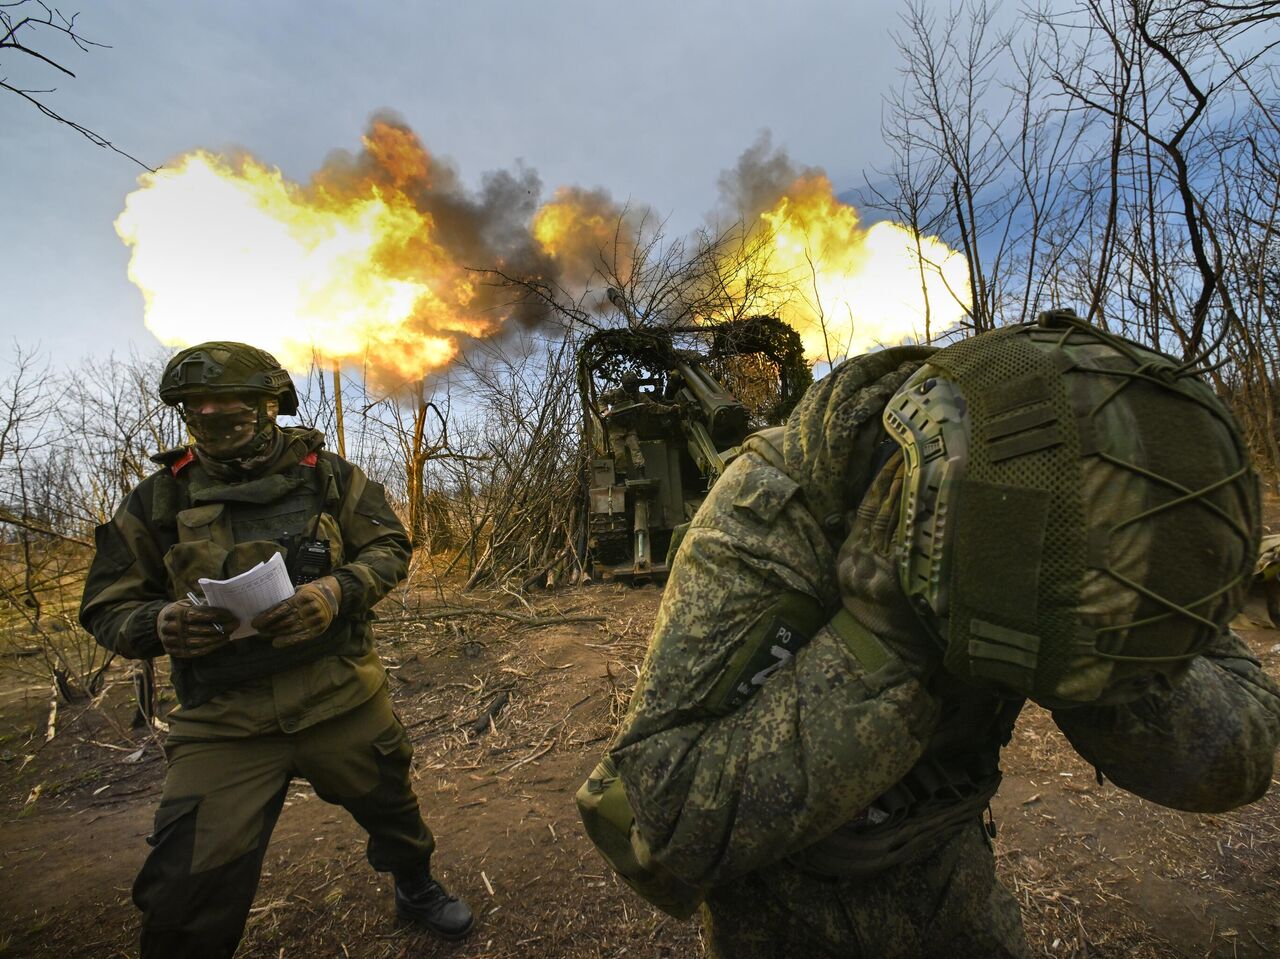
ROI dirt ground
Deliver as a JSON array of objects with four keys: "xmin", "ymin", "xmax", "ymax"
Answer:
[{"xmin": 0, "ymin": 582, "xmax": 1277, "ymax": 959}]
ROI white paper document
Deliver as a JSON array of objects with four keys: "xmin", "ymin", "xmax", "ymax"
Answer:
[{"xmin": 197, "ymin": 552, "xmax": 295, "ymax": 639}]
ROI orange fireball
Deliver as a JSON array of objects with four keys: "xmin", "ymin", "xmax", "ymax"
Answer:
[
  {"xmin": 530, "ymin": 166, "xmax": 971, "ymax": 361},
  {"xmin": 749, "ymin": 173, "xmax": 971, "ymax": 361},
  {"xmin": 116, "ymin": 122, "xmax": 510, "ymax": 384}
]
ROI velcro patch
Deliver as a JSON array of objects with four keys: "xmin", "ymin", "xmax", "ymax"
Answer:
[
  {"xmin": 952, "ymin": 480, "xmax": 1048, "ymax": 622},
  {"xmin": 717, "ymin": 615, "xmax": 810, "ymax": 713}
]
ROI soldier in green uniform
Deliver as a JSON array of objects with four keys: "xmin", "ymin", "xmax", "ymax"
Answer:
[
  {"xmin": 79, "ymin": 342, "xmax": 474, "ymax": 959},
  {"xmin": 607, "ymin": 313, "xmax": 1280, "ymax": 957}
]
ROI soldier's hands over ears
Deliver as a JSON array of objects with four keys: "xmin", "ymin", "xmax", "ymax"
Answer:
[
  {"xmin": 252, "ymin": 575, "xmax": 342, "ymax": 647},
  {"xmin": 837, "ymin": 451, "xmax": 938, "ymax": 676},
  {"xmin": 157, "ymin": 599, "xmax": 238, "ymax": 658}
]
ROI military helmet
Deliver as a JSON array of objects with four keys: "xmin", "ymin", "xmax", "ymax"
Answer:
[
  {"xmin": 159, "ymin": 341, "xmax": 298, "ymax": 415},
  {"xmin": 883, "ymin": 310, "xmax": 1259, "ymax": 706}
]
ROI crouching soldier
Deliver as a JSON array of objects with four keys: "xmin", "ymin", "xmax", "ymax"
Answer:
[
  {"xmin": 80, "ymin": 342, "xmax": 474, "ymax": 959},
  {"xmin": 604, "ymin": 313, "xmax": 1280, "ymax": 957}
]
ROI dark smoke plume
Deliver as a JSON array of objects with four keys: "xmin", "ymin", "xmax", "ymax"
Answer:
[{"xmin": 715, "ymin": 131, "xmax": 823, "ymax": 223}]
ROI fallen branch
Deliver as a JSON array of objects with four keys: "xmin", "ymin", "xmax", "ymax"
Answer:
[
  {"xmin": 496, "ymin": 693, "xmax": 592, "ymax": 772},
  {"xmin": 467, "ymin": 690, "xmax": 511, "ymax": 736},
  {"xmin": 44, "ymin": 681, "xmax": 57, "ymax": 742},
  {"xmin": 521, "ymin": 545, "xmax": 573, "ymax": 591},
  {"xmin": 498, "ymin": 736, "xmax": 558, "ymax": 772},
  {"xmin": 404, "ymin": 710, "xmax": 450, "ymax": 732}
]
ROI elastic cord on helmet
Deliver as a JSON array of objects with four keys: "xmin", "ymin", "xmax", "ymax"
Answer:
[
  {"xmin": 1046, "ymin": 313, "xmax": 1254, "ymax": 656},
  {"xmin": 888, "ymin": 311, "xmax": 1258, "ymax": 701}
]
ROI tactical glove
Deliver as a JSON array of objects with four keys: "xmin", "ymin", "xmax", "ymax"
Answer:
[
  {"xmin": 157, "ymin": 599, "xmax": 238, "ymax": 658},
  {"xmin": 836, "ymin": 451, "xmax": 939, "ymax": 677},
  {"xmin": 252, "ymin": 575, "xmax": 342, "ymax": 648}
]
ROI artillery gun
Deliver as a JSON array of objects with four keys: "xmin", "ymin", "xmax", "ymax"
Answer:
[{"xmin": 578, "ymin": 290, "xmax": 809, "ymax": 582}]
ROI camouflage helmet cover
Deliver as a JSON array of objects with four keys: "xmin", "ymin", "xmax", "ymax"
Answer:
[
  {"xmin": 159, "ymin": 341, "xmax": 298, "ymax": 415},
  {"xmin": 883, "ymin": 311, "xmax": 1260, "ymax": 706}
]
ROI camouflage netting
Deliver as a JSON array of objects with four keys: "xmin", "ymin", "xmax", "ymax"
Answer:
[
  {"xmin": 707, "ymin": 316, "xmax": 812, "ymax": 426},
  {"xmin": 577, "ymin": 317, "xmax": 811, "ymax": 431}
]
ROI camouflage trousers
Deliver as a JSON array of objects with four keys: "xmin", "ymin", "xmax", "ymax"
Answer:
[
  {"xmin": 133, "ymin": 687, "xmax": 434, "ymax": 959},
  {"xmin": 701, "ymin": 819, "xmax": 1029, "ymax": 959}
]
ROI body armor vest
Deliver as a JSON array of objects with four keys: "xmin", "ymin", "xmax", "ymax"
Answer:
[{"xmin": 156, "ymin": 453, "xmax": 368, "ymax": 707}]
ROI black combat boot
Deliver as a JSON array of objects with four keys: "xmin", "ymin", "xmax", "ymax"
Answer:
[{"xmin": 393, "ymin": 867, "xmax": 475, "ymax": 940}]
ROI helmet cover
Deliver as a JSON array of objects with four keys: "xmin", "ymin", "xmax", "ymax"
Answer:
[
  {"xmin": 883, "ymin": 311, "xmax": 1259, "ymax": 705},
  {"xmin": 159, "ymin": 341, "xmax": 298, "ymax": 416}
]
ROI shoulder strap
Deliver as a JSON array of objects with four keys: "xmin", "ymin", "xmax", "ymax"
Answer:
[
  {"xmin": 148, "ymin": 468, "xmax": 190, "ymax": 526},
  {"xmin": 313, "ymin": 451, "xmax": 344, "ymax": 509}
]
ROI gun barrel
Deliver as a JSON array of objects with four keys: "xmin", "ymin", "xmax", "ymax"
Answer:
[{"xmin": 675, "ymin": 362, "xmax": 749, "ymax": 447}]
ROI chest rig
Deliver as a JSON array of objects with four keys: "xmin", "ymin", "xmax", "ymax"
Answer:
[{"xmin": 155, "ymin": 451, "xmax": 367, "ymax": 707}]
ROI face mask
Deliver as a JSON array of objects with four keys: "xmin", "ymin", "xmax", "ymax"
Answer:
[{"xmin": 184, "ymin": 402, "xmax": 262, "ymax": 458}]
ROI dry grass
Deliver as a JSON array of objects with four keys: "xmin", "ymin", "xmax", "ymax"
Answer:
[{"xmin": 0, "ymin": 585, "xmax": 1277, "ymax": 958}]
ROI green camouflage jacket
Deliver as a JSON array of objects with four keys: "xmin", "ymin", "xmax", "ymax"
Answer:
[
  {"xmin": 611, "ymin": 350, "xmax": 1280, "ymax": 890},
  {"xmin": 79, "ymin": 426, "xmax": 411, "ymax": 716}
]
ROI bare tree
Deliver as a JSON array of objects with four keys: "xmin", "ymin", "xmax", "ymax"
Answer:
[
  {"xmin": 1, "ymin": 0, "xmax": 151, "ymax": 168},
  {"xmin": 881, "ymin": 0, "xmax": 1280, "ymax": 489},
  {"xmin": 57, "ymin": 351, "xmax": 185, "ymax": 525},
  {"xmin": 440, "ymin": 332, "xmax": 585, "ymax": 589},
  {"xmin": 387, "ymin": 388, "xmax": 451, "ymax": 548},
  {"xmin": 890, "ymin": 0, "xmax": 1024, "ymax": 331},
  {"xmin": 867, "ymin": 98, "xmax": 951, "ymax": 342},
  {"xmin": 0, "ymin": 346, "xmax": 111, "ymax": 703},
  {"xmin": 493, "ymin": 208, "xmax": 795, "ymax": 341}
]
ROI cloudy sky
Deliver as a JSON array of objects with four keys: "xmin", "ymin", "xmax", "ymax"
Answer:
[{"xmin": 3, "ymin": 0, "xmax": 912, "ymax": 363}]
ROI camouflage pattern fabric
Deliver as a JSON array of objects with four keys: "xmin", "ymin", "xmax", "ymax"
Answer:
[
  {"xmin": 134, "ymin": 687, "xmax": 432, "ymax": 959},
  {"xmin": 610, "ymin": 443, "xmax": 941, "ymax": 888},
  {"xmin": 1251, "ymin": 533, "xmax": 1280, "ymax": 627},
  {"xmin": 80, "ymin": 425, "xmax": 412, "ymax": 714},
  {"xmin": 1054, "ymin": 627, "xmax": 1280, "ymax": 812},
  {"xmin": 1257, "ymin": 534, "xmax": 1280, "ymax": 582},
  {"xmin": 779, "ymin": 345, "xmax": 934, "ymax": 544},
  {"xmin": 610, "ymin": 350, "xmax": 1280, "ymax": 957},
  {"xmin": 79, "ymin": 426, "xmax": 432, "ymax": 959},
  {"xmin": 703, "ymin": 822, "xmax": 1025, "ymax": 959}
]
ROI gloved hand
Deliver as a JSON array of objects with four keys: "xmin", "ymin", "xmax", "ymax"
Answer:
[
  {"xmin": 251, "ymin": 575, "xmax": 342, "ymax": 648},
  {"xmin": 837, "ymin": 451, "xmax": 939, "ymax": 676},
  {"xmin": 157, "ymin": 599, "xmax": 238, "ymax": 658}
]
